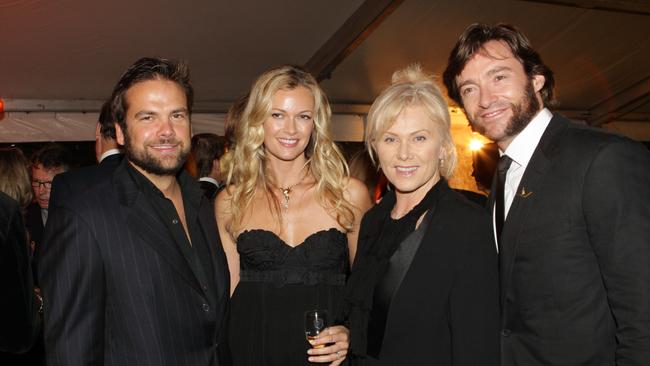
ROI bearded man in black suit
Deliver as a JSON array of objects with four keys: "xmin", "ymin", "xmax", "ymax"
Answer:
[
  {"xmin": 443, "ymin": 23, "xmax": 650, "ymax": 366},
  {"xmin": 40, "ymin": 57, "xmax": 230, "ymax": 366}
]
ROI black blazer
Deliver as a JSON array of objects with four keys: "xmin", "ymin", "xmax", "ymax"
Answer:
[
  {"xmin": 35, "ymin": 153, "xmax": 122, "ymax": 287},
  {"xmin": 0, "ymin": 192, "xmax": 39, "ymax": 355},
  {"xmin": 353, "ymin": 182, "xmax": 499, "ymax": 365},
  {"xmin": 491, "ymin": 115, "xmax": 650, "ymax": 365},
  {"xmin": 48, "ymin": 152, "xmax": 122, "ymax": 211},
  {"xmin": 24, "ymin": 202, "xmax": 43, "ymax": 252},
  {"xmin": 199, "ymin": 179, "xmax": 220, "ymax": 204},
  {"xmin": 40, "ymin": 160, "xmax": 230, "ymax": 366}
]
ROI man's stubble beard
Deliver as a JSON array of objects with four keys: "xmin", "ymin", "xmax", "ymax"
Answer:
[
  {"xmin": 469, "ymin": 79, "xmax": 541, "ymax": 143},
  {"xmin": 123, "ymin": 131, "xmax": 189, "ymax": 176}
]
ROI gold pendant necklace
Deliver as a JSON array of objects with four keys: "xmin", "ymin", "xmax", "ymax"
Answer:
[
  {"xmin": 279, "ymin": 186, "xmax": 294, "ymax": 210},
  {"xmin": 272, "ymin": 167, "xmax": 308, "ymax": 210}
]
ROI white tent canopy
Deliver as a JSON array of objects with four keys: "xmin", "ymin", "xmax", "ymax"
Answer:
[
  {"xmin": 0, "ymin": 112, "xmax": 365, "ymax": 143},
  {"xmin": 0, "ymin": 1, "xmax": 648, "ymax": 143}
]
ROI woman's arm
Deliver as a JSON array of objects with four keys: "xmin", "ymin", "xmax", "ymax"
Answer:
[
  {"xmin": 345, "ymin": 178, "xmax": 373, "ymax": 265},
  {"xmin": 215, "ymin": 188, "xmax": 240, "ymax": 296}
]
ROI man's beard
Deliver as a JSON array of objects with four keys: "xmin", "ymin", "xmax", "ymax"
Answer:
[
  {"xmin": 471, "ymin": 79, "xmax": 540, "ymax": 140},
  {"xmin": 124, "ymin": 132, "xmax": 189, "ymax": 176}
]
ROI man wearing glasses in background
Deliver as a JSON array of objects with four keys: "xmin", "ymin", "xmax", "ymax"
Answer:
[{"xmin": 27, "ymin": 143, "xmax": 70, "ymax": 260}]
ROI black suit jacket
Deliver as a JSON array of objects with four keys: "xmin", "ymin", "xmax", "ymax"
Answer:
[
  {"xmin": 199, "ymin": 179, "xmax": 220, "ymax": 204},
  {"xmin": 492, "ymin": 115, "xmax": 650, "ymax": 365},
  {"xmin": 40, "ymin": 160, "xmax": 230, "ymax": 366},
  {"xmin": 48, "ymin": 152, "xmax": 122, "ymax": 210},
  {"xmin": 25, "ymin": 202, "xmax": 44, "ymax": 253},
  {"xmin": 353, "ymin": 182, "xmax": 500, "ymax": 365},
  {"xmin": 25, "ymin": 202, "xmax": 44, "ymax": 288},
  {"xmin": 0, "ymin": 192, "xmax": 39, "ymax": 355},
  {"xmin": 35, "ymin": 153, "xmax": 123, "ymax": 287}
]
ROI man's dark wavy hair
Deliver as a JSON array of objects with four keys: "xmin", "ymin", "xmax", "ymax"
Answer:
[
  {"xmin": 110, "ymin": 57, "xmax": 193, "ymax": 133},
  {"xmin": 443, "ymin": 23, "xmax": 555, "ymax": 107},
  {"xmin": 31, "ymin": 143, "xmax": 71, "ymax": 171}
]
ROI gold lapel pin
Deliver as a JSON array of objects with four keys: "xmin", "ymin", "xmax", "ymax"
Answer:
[{"xmin": 518, "ymin": 187, "xmax": 533, "ymax": 198}]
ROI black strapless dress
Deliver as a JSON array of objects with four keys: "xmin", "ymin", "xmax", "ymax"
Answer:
[{"xmin": 229, "ymin": 228, "xmax": 349, "ymax": 366}]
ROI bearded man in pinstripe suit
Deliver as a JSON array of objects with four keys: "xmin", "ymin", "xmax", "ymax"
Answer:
[{"xmin": 40, "ymin": 57, "xmax": 230, "ymax": 366}]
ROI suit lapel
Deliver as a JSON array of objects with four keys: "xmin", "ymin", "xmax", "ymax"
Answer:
[
  {"xmin": 499, "ymin": 115, "xmax": 567, "ymax": 305},
  {"xmin": 115, "ymin": 161, "xmax": 205, "ymax": 296},
  {"xmin": 354, "ymin": 192, "xmax": 395, "ymax": 269}
]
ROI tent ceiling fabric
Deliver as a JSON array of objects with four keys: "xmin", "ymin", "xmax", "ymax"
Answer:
[
  {"xmin": 0, "ymin": 0, "xmax": 364, "ymax": 101},
  {"xmin": 0, "ymin": 112, "xmax": 365, "ymax": 143},
  {"xmin": 0, "ymin": 0, "xmax": 649, "ymax": 142},
  {"xmin": 320, "ymin": 0, "xmax": 650, "ymax": 121}
]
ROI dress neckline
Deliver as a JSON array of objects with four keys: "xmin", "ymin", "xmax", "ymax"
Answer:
[{"xmin": 238, "ymin": 227, "xmax": 345, "ymax": 249}]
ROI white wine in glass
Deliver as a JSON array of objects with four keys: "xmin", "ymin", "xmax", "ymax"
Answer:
[{"xmin": 305, "ymin": 310, "xmax": 328, "ymax": 349}]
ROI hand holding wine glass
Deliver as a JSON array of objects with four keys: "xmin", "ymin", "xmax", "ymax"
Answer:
[
  {"xmin": 305, "ymin": 310, "xmax": 349, "ymax": 365},
  {"xmin": 305, "ymin": 310, "xmax": 328, "ymax": 348}
]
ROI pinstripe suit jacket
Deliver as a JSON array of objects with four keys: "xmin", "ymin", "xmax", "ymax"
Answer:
[{"xmin": 40, "ymin": 160, "xmax": 229, "ymax": 366}]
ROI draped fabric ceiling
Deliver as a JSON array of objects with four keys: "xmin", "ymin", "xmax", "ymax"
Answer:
[{"xmin": 0, "ymin": 0, "xmax": 648, "ymax": 142}]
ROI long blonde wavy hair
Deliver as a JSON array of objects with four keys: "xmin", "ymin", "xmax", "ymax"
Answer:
[{"xmin": 223, "ymin": 65, "xmax": 355, "ymax": 235}]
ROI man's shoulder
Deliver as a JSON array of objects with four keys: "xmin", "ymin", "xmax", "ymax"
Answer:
[
  {"xmin": 548, "ymin": 114, "xmax": 642, "ymax": 155},
  {"xmin": 55, "ymin": 164, "xmax": 97, "ymax": 184},
  {"xmin": 51, "ymin": 164, "xmax": 117, "ymax": 208},
  {"xmin": 566, "ymin": 121, "xmax": 628, "ymax": 143}
]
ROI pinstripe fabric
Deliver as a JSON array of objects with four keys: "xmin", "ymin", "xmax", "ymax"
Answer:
[{"xmin": 40, "ymin": 160, "xmax": 229, "ymax": 366}]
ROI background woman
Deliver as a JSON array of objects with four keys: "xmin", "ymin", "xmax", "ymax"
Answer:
[
  {"xmin": 339, "ymin": 65, "xmax": 499, "ymax": 365},
  {"xmin": 0, "ymin": 147, "xmax": 42, "ymax": 364},
  {"xmin": 216, "ymin": 65, "xmax": 371, "ymax": 365},
  {"xmin": 0, "ymin": 147, "xmax": 34, "ymax": 213}
]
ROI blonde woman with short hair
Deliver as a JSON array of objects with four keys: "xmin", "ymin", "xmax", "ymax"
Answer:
[{"xmin": 339, "ymin": 65, "xmax": 499, "ymax": 365}]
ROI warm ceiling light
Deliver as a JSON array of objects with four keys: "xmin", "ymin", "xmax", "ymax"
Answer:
[{"xmin": 469, "ymin": 138, "xmax": 484, "ymax": 151}]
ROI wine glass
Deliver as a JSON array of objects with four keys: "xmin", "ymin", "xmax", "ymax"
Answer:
[{"xmin": 304, "ymin": 309, "xmax": 328, "ymax": 348}]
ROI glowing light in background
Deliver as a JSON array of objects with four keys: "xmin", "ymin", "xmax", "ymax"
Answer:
[{"xmin": 469, "ymin": 138, "xmax": 484, "ymax": 151}]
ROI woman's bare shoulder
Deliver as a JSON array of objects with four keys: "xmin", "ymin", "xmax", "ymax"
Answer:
[{"xmin": 344, "ymin": 177, "xmax": 373, "ymax": 211}]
